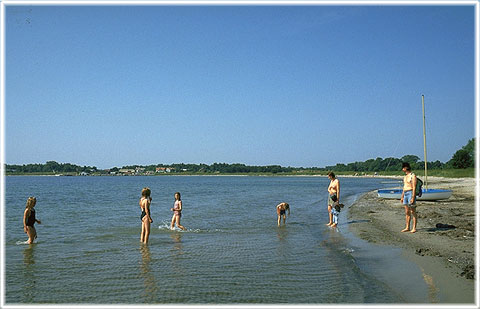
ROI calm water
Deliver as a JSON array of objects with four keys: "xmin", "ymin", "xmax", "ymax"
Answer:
[{"xmin": 5, "ymin": 176, "xmax": 408, "ymax": 304}]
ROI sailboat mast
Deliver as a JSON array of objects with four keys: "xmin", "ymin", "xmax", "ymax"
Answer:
[{"xmin": 422, "ymin": 95, "xmax": 428, "ymax": 190}]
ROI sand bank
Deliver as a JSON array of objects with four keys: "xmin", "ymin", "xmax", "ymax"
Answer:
[{"xmin": 347, "ymin": 177, "xmax": 476, "ymax": 303}]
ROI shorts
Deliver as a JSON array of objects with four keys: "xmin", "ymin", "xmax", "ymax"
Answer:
[
  {"xmin": 279, "ymin": 209, "xmax": 286, "ymax": 216},
  {"xmin": 403, "ymin": 190, "xmax": 416, "ymax": 207},
  {"xmin": 328, "ymin": 194, "xmax": 336, "ymax": 206}
]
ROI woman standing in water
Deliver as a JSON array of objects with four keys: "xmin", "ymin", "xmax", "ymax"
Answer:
[
  {"xmin": 170, "ymin": 192, "xmax": 186, "ymax": 231},
  {"xmin": 140, "ymin": 187, "xmax": 153, "ymax": 244},
  {"xmin": 23, "ymin": 197, "xmax": 41, "ymax": 244},
  {"xmin": 326, "ymin": 172, "xmax": 340, "ymax": 226}
]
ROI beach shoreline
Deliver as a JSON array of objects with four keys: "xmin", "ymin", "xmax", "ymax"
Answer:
[{"xmin": 347, "ymin": 176, "xmax": 476, "ymax": 303}]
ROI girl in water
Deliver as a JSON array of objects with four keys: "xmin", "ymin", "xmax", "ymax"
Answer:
[
  {"xmin": 170, "ymin": 192, "xmax": 186, "ymax": 231},
  {"xmin": 23, "ymin": 197, "xmax": 41, "ymax": 244},
  {"xmin": 327, "ymin": 171, "xmax": 340, "ymax": 227},
  {"xmin": 139, "ymin": 187, "xmax": 153, "ymax": 244}
]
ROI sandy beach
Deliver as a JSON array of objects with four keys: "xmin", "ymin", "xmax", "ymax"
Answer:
[{"xmin": 348, "ymin": 176, "xmax": 476, "ymax": 303}]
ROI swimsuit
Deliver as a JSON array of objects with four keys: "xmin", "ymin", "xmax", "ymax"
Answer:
[
  {"xmin": 26, "ymin": 209, "xmax": 36, "ymax": 227},
  {"xmin": 140, "ymin": 197, "xmax": 151, "ymax": 221},
  {"xmin": 279, "ymin": 209, "xmax": 286, "ymax": 216},
  {"xmin": 173, "ymin": 200, "xmax": 181, "ymax": 217}
]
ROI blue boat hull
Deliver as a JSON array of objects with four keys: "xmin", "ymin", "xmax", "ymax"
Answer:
[{"xmin": 377, "ymin": 188, "xmax": 452, "ymax": 200}]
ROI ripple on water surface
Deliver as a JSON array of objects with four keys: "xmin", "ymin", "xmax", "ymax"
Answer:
[{"xmin": 5, "ymin": 176, "xmax": 404, "ymax": 304}]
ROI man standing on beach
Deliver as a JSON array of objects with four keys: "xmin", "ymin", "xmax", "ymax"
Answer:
[{"xmin": 400, "ymin": 162, "xmax": 417, "ymax": 233}]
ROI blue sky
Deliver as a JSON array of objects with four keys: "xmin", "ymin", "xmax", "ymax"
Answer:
[{"xmin": 5, "ymin": 4, "xmax": 476, "ymax": 169}]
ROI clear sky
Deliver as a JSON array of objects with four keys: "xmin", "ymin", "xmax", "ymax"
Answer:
[{"xmin": 5, "ymin": 3, "xmax": 476, "ymax": 169}]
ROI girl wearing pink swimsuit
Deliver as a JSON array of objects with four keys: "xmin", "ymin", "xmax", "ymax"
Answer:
[{"xmin": 170, "ymin": 192, "xmax": 187, "ymax": 231}]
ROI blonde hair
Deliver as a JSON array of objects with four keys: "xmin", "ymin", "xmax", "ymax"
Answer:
[
  {"xmin": 26, "ymin": 197, "xmax": 36, "ymax": 209},
  {"xmin": 141, "ymin": 187, "xmax": 151, "ymax": 197}
]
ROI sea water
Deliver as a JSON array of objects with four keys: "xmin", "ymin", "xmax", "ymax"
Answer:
[{"xmin": 4, "ymin": 175, "xmax": 418, "ymax": 304}]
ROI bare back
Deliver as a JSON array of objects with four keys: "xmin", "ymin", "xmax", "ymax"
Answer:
[{"xmin": 140, "ymin": 197, "xmax": 151, "ymax": 212}]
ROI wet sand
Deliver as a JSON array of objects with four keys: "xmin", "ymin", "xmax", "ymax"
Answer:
[{"xmin": 347, "ymin": 177, "xmax": 476, "ymax": 303}]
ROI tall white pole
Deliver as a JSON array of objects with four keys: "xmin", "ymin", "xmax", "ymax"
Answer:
[{"xmin": 422, "ymin": 95, "xmax": 428, "ymax": 190}]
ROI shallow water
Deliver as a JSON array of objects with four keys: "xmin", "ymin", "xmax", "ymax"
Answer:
[{"xmin": 5, "ymin": 176, "xmax": 413, "ymax": 304}]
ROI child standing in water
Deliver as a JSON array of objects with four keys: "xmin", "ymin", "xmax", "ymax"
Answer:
[
  {"xmin": 171, "ymin": 192, "xmax": 186, "ymax": 231},
  {"xmin": 276, "ymin": 202, "xmax": 290, "ymax": 226},
  {"xmin": 23, "ymin": 197, "xmax": 41, "ymax": 244},
  {"xmin": 330, "ymin": 202, "xmax": 344, "ymax": 228}
]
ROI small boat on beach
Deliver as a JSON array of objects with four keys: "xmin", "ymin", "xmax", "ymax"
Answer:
[
  {"xmin": 377, "ymin": 188, "xmax": 452, "ymax": 200},
  {"xmin": 377, "ymin": 95, "xmax": 452, "ymax": 201}
]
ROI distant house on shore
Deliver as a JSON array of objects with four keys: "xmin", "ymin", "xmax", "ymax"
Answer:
[
  {"xmin": 119, "ymin": 169, "xmax": 135, "ymax": 175},
  {"xmin": 156, "ymin": 167, "xmax": 176, "ymax": 173}
]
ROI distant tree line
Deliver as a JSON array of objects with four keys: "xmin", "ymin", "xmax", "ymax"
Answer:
[
  {"xmin": 324, "ymin": 155, "xmax": 443, "ymax": 172},
  {"xmin": 325, "ymin": 138, "xmax": 475, "ymax": 172},
  {"xmin": 5, "ymin": 139, "xmax": 474, "ymax": 174},
  {"xmin": 120, "ymin": 163, "xmax": 297, "ymax": 174},
  {"xmin": 6, "ymin": 161, "xmax": 98, "ymax": 174}
]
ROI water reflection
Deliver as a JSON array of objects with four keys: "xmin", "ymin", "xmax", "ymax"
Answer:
[
  {"xmin": 420, "ymin": 268, "xmax": 439, "ymax": 303},
  {"xmin": 168, "ymin": 232, "xmax": 187, "ymax": 301},
  {"xmin": 276, "ymin": 226, "xmax": 289, "ymax": 261},
  {"xmin": 323, "ymin": 226, "xmax": 346, "ymax": 252},
  {"xmin": 170, "ymin": 233, "xmax": 183, "ymax": 254},
  {"xmin": 276, "ymin": 226, "xmax": 288, "ymax": 242},
  {"xmin": 22, "ymin": 244, "xmax": 36, "ymax": 303},
  {"xmin": 139, "ymin": 244, "xmax": 159, "ymax": 303}
]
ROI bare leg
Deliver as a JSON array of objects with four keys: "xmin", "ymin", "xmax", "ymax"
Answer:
[
  {"xmin": 410, "ymin": 208, "xmax": 417, "ymax": 233},
  {"xmin": 176, "ymin": 216, "xmax": 186, "ymax": 231},
  {"xmin": 331, "ymin": 213, "xmax": 338, "ymax": 228},
  {"xmin": 171, "ymin": 215, "xmax": 176, "ymax": 230},
  {"xmin": 26, "ymin": 226, "xmax": 36, "ymax": 244},
  {"xmin": 277, "ymin": 215, "xmax": 281, "ymax": 226},
  {"xmin": 401, "ymin": 206, "xmax": 411, "ymax": 232},
  {"xmin": 141, "ymin": 221, "xmax": 146, "ymax": 242},
  {"xmin": 283, "ymin": 214, "xmax": 286, "ymax": 225},
  {"xmin": 326, "ymin": 205, "xmax": 333, "ymax": 226},
  {"xmin": 143, "ymin": 219, "xmax": 151, "ymax": 244}
]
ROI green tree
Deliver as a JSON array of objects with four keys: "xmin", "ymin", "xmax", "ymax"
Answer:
[
  {"xmin": 450, "ymin": 149, "xmax": 473, "ymax": 169},
  {"xmin": 448, "ymin": 138, "xmax": 475, "ymax": 169},
  {"xmin": 463, "ymin": 138, "xmax": 475, "ymax": 157},
  {"xmin": 401, "ymin": 155, "xmax": 420, "ymax": 165},
  {"xmin": 44, "ymin": 161, "xmax": 60, "ymax": 172}
]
